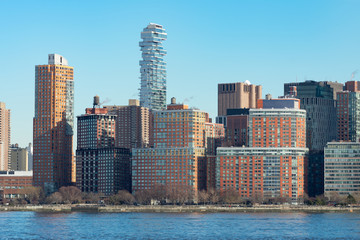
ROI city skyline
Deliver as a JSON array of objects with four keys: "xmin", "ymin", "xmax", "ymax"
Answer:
[{"xmin": 1, "ymin": 0, "xmax": 360, "ymax": 147}]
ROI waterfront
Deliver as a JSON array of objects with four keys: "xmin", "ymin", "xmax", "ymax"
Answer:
[{"xmin": 1, "ymin": 212, "xmax": 359, "ymax": 239}]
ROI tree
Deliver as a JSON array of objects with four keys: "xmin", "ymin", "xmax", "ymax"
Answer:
[
  {"xmin": 46, "ymin": 192, "xmax": 63, "ymax": 204},
  {"xmin": 346, "ymin": 194, "xmax": 356, "ymax": 205},
  {"xmin": 221, "ymin": 189, "xmax": 241, "ymax": 204},
  {"xmin": 327, "ymin": 192, "xmax": 343, "ymax": 204},
  {"xmin": 82, "ymin": 192, "xmax": 101, "ymax": 204},
  {"xmin": 208, "ymin": 188, "xmax": 220, "ymax": 204},
  {"xmin": 314, "ymin": 195, "xmax": 326, "ymax": 205},
  {"xmin": 22, "ymin": 186, "xmax": 45, "ymax": 204},
  {"xmin": 198, "ymin": 190, "xmax": 209, "ymax": 205},
  {"xmin": 251, "ymin": 191, "xmax": 264, "ymax": 204},
  {"xmin": 166, "ymin": 184, "xmax": 193, "ymax": 205},
  {"xmin": 58, "ymin": 186, "xmax": 82, "ymax": 204},
  {"xmin": 107, "ymin": 190, "xmax": 135, "ymax": 205},
  {"xmin": 352, "ymin": 192, "xmax": 360, "ymax": 204},
  {"xmin": 134, "ymin": 190, "xmax": 152, "ymax": 205}
]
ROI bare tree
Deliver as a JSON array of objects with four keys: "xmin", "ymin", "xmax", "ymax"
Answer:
[
  {"xmin": 250, "ymin": 190, "xmax": 264, "ymax": 204},
  {"xmin": 208, "ymin": 188, "xmax": 220, "ymax": 204},
  {"xmin": 134, "ymin": 190, "xmax": 152, "ymax": 205},
  {"xmin": 107, "ymin": 190, "xmax": 135, "ymax": 205},
  {"xmin": 221, "ymin": 189, "xmax": 241, "ymax": 204},
  {"xmin": 352, "ymin": 191, "xmax": 360, "ymax": 204},
  {"xmin": 82, "ymin": 192, "xmax": 101, "ymax": 204},
  {"xmin": 46, "ymin": 192, "xmax": 63, "ymax": 204},
  {"xmin": 198, "ymin": 190, "xmax": 209, "ymax": 205},
  {"xmin": 166, "ymin": 184, "xmax": 193, "ymax": 205},
  {"xmin": 59, "ymin": 186, "xmax": 82, "ymax": 204},
  {"xmin": 22, "ymin": 186, "xmax": 45, "ymax": 204},
  {"xmin": 152, "ymin": 184, "xmax": 168, "ymax": 203}
]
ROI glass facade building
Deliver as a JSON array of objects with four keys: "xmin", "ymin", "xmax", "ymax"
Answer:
[
  {"xmin": 139, "ymin": 23, "xmax": 167, "ymax": 111},
  {"xmin": 324, "ymin": 142, "xmax": 360, "ymax": 196}
]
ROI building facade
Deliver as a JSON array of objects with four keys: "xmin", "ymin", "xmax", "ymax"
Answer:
[
  {"xmin": 0, "ymin": 171, "xmax": 33, "ymax": 199},
  {"xmin": 217, "ymin": 81, "xmax": 262, "ymax": 116},
  {"xmin": 105, "ymin": 99, "xmax": 152, "ymax": 149},
  {"xmin": 284, "ymin": 80, "xmax": 343, "ymax": 197},
  {"xmin": 132, "ymin": 99, "xmax": 224, "ymax": 193},
  {"xmin": 10, "ymin": 144, "xmax": 28, "ymax": 171},
  {"xmin": 0, "ymin": 102, "xmax": 10, "ymax": 171},
  {"xmin": 76, "ymin": 104, "xmax": 131, "ymax": 196},
  {"xmin": 324, "ymin": 142, "xmax": 360, "ymax": 197},
  {"xmin": 33, "ymin": 54, "xmax": 74, "ymax": 194},
  {"xmin": 224, "ymin": 109, "xmax": 249, "ymax": 147},
  {"xmin": 139, "ymin": 23, "xmax": 167, "ymax": 111},
  {"xmin": 217, "ymin": 98, "xmax": 308, "ymax": 203},
  {"xmin": 217, "ymin": 148, "xmax": 307, "ymax": 202},
  {"xmin": 284, "ymin": 80, "xmax": 342, "ymax": 150},
  {"xmin": 336, "ymin": 82, "xmax": 360, "ymax": 142}
]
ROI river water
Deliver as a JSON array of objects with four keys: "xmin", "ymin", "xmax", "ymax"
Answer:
[{"xmin": 1, "ymin": 211, "xmax": 359, "ymax": 239}]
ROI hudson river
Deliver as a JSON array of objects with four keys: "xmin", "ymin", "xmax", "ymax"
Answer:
[{"xmin": 1, "ymin": 211, "xmax": 359, "ymax": 239}]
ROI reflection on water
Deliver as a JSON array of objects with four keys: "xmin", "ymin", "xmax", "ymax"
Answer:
[{"xmin": 0, "ymin": 211, "xmax": 359, "ymax": 239}]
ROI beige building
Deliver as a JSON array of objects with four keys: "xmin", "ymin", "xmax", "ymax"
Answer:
[
  {"xmin": 105, "ymin": 99, "xmax": 152, "ymax": 149},
  {"xmin": 10, "ymin": 144, "xmax": 28, "ymax": 171},
  {"xmin": 0, "ymin": 102, "xmax": 10, "ymax": 170},
  {"xmin": 218, "ymin": 81, "xmax": 262, "ymax": 116}
]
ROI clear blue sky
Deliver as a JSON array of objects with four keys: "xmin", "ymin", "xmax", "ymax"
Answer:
[{"xmin": 1, "ymin": 0, "xmax": 360, "ymax": 147}]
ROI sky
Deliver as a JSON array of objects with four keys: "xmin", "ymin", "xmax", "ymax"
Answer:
[{"xmin": 1, "ymin": 0, "xmax": 360, "ymax": 147}]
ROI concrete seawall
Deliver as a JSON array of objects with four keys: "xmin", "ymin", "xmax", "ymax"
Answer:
[{"xmin": 0, "ymin": 205, "xmax": 358, "ymax": 213}]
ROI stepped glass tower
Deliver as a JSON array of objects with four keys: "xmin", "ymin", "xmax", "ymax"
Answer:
[
  {"xmin": 139, "ymin": 23, "xmax": 167, "ymax": 111},
  {"xmin": 33, "ymin": 54, "xmax": 74, "ymax": 194}
]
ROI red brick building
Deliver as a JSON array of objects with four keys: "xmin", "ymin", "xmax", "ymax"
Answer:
[
  {"xmin": 0, "ymin": 171, "xmax": 33, "ymax": 199},
  {"xmin": 217, "ymin": 98, "xmax": 308, "ymax": 202},
  {"xmin": 33, "ymin": 54, "xmax": 74, "ymax": 194},
  {"xmin": 132, "ymin": 98, "xmax": 224, "ymax": 193}
]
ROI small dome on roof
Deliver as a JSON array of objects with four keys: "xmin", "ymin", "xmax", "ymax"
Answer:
[{"xmin": 244, "ymin": 80, "xmax": 251, "ymax": 85}]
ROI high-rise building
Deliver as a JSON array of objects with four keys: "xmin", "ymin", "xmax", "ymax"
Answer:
[
  {"xmin": 204, "ymin": 122, "xmax": 225, "ymax": 190},
  {"xmin": 10, "ymin": 144, "xmax": 28, "ymax": 171},
  {"xmin": 337, "ymin": 81, "xmax": 360, "ymax": 142},
  {"xmin": 224, "ymin": 108, "xmax": 249, "ymax": 147},
  {"xmin": 217, "ymin": 81, "xmax": 262, "ymax": 116},
  {"xmin": 76, "ymin": 99, "xmax": 131, "ymax": 196},
  {"xmin": 284, "ymin": 80, "xmax": 343, "ymax": 197},
  {"xmin": 324, "ymin": 142, "xmax": 360, "ymax": 197},
  {"xmin": 250, "ymin": 98, "xmax": 306, "ymax": 148},
  {"xmin": 139, "ymin": 23, "xmax": 167, "ymax": 111},
  {"xmin": 284, "ymin": 80, "xmax": 342, "ymax": 150},
  {"xmin": 132, "ymin": 98, "xmax": 224, "ymax": 193},
  {"xmin": 105, "ymin": 99, "xmax": 152, "ymax": 149},
  {"xmin": 0, "ymin": 102, "xmax": 10, "ymax": 170},
  {"xmin": 26, "ymin": 143, "xmax": 33, "ymax": 171},
  {"xmin": 33, "ymin": 54, "xmax": 74, "ymax": 194},
  {"xmin": 345, "ymin": 81, "xmax": 360, "ymax": 92},
  {"xmin": 217, "ymin": 98, "xmax": 308, "ymax": 203}
]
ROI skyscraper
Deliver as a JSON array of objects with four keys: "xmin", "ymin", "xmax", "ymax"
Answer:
[
  {"xmin": 0, "ymin": 102, "xmax": 10, "ymax": 170},
  {"xmin": 33, "ymin": 54, "xmax": 74, "ymax": 194},
  {"xmin": 284, "ymin": 80, "xmax": 343, "ymax": 197},
  {"xmin": 139, "ymin": 23, "xmax": 167, "ymax": 111}
]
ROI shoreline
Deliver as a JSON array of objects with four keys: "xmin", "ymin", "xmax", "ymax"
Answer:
[{"xmin": 0, "ymin": 205, "xmax": 358, "ymax": 213}]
